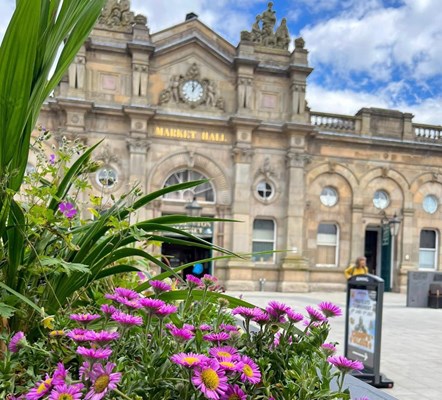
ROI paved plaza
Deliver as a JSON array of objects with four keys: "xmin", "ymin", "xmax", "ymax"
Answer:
[{"xmin": 227, "ymin": 290, "xmax": 442, "ymax": 400}]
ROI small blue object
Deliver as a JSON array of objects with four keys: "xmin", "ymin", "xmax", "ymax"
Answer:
[{"xmin": 192, "ymin": 263, "xmax": 204, "ymax": 274}]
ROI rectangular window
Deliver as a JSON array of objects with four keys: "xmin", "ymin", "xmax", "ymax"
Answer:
[
  {"xmin": 252, "ymin": 219, "xmax": 275, "ymax": 262},
  {"xmin": 419, "ymin": 229, "xmax": 438, "ymax": 269},
  {"xmin": 316, "ymin": 223, "xmax": 339, "ymax": 267}
]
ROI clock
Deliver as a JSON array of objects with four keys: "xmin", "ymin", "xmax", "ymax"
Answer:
[{"xmin": 180, "ymin": 79, "xmax": 204, "ymax": 104}]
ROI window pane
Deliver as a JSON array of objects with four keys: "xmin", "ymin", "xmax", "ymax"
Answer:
[
  {"xmin": 252, "ymin": 242, "xmax": 274, "ymax": 261},
  {"xmin": 318, "ymin": 223, "xmax": 337, "ymax": 235},
  {"xmin": 420, "ymin": 230, "xmax": 436, "ymax": 248},
  {"xmin": 253, "ymin": 219, "xmax": 274, "ymax": 240},
  {"xmin": 317, "ymin": 245, "xmax": 336, "ymax": 265},
  {"xmin": 419, "ymin": 250, "xmax": 435, "ymax": 269}
]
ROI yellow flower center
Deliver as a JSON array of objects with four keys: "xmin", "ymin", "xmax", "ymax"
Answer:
[
  {"xmin": 243, "ymin": 364, "xmax": 253, "ymax": 377},
  {"xmin": 94, "ymin": 374, "xmax": 110, "ymax": 393},
  {"xmin": 183, "ymin": 356, "xmax": 199, "ymax": 365},
  {"xmin": 220, "ymin": 361, "xmax": 235, "ymax": 368},
  {"xmin": 228, "ymin": 395, "xmax": 241, "ymax": 400},
  {"xmin": 49, "ymin": 330, "xmax": 65, "ymax": 337},
  {"xmin": 201, "ymin": 368, "xmax": 220, "ymax": 390},
  {"xmin": 59, "ymin": 395, "xmax": 73, "ymax": 400},
  {"xmin": 217, "ymin": 351, "xmax": 231, "ymax": 358},
  {"xmin": 37, "ymin": 378, "xmax": 52, "ymax": 393}
]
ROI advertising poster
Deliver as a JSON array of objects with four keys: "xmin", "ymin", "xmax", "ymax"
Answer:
[{"xmin": 347, "ymin": 288, "xmax": 377, "ymax": 368}]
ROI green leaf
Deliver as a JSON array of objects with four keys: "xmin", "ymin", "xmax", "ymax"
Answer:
[
  {"xmin": 39, "ymin": 256, "xmax": 91, "ymax": 276},
  {"xmin": 0, "ymin": 302, "xmax": 17, "ymax": 318},
  {"xmin": 0, "ymin": 282, "xmax": 44, "ymax": 316}
]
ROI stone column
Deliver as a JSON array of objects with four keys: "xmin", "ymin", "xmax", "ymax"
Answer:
[
  {"xmin": 350, "ymin": 204, "xmax": 364, "ymax": 263},
  {"xmin": 67, "ymin": 45, "xmax": 86, "ymax": 98},
  {"xmin": 399, "ymin": 208, "xmax": 415, "ymax": 292}
]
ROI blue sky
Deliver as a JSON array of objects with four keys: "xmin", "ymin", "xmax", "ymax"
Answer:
[{"xmin": 1, "ymin": 0, "xmax": 441, "ymax": 124}]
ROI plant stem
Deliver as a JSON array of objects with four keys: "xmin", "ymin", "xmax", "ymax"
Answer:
[{"xmin": 113, "ymin": 388, "xmax": 135, "ymax": 400}]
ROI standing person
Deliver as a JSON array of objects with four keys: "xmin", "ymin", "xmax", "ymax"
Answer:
[{"xmin": 344, "ymin": 256, "xmax": 369, "ymax": 279}]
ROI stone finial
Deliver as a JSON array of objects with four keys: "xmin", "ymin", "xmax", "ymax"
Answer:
[
  {"xmin": 97, "ymin": 0, "xmax": 136, "ymax": 32},
  {"xmin": 135, "ymin": 14, "xmax": 147, "ymax": 26},
  {"xmin": 295, "ymin": 36, "xmax": 305, "ymax": 49}
]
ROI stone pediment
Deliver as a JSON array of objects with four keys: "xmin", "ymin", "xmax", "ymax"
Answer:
[{"xmin": 151, "ymin": 18, "xmax": 236, "ymax": 65}]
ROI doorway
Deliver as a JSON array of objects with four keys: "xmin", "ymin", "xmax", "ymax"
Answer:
[
  {"xmin": 364, "ymin": 226, "xmax": 392, "ymax": 291},
  {"xmin": 162, "ymin": 238, "xmax": 212, "ymax": 279}
]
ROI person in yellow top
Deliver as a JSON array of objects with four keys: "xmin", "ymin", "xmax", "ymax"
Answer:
[{"xmin": 344, "ymin": 256, "xmax": 369, "ymax": 279}]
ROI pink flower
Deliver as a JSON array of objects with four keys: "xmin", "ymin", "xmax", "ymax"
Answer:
[
  {"xmin": 201, "ymin": 274, "xmax": 218, "ymax": 288},
  {"xmin": 236, "ymin": 355, "xmax": 261, "ymax": 384},
  {"xmin": 112, "ymin": 295, "xmax": 141, "ymax": 309},
  {"xmin": 252, "ymin": 310, "xmax": 270, "ymax": 325},
  {"xmin": 209, "ymin": 346, "xmax": 238, "ymax": 360},
  {"xmin": 79, "ymin": 361, "xmax": 92, "ymax": 380},
  {"xmin": 305, "ymin": 306, "xmax": 327, "ymax": 323},
  {"xmin": 231, "ymin": 306, "xmax": 256, "ymax": 319},
  {"xmin": 192, "ymin": 359, "xmax": 228, "ymax": 399},
  {"xmin": 70, "ymin": 313, "xmax": 101, "ymax": 325},
  {"xmin": 321, "ymin": 343, "xmax": 337, "ymax": 357},
  {"xmin": 111, "ymin": 311, "xmax": 143, "ymax": 326},
  {"xmin": 87, "ymin": 330, "xmax": 120, "ymax": 345},
  {"xmin": 100, "ymin": 304, "xmax": 117, "ymax": 316},
  {"xmin": 26, "ymin": 375, "xmax": 52, "ymax": 400},
  {"xmin": 318, "ymin": 301, "xmax": 343, "ymax": 318},
  {"xmin": 169, "ymin": 327, "xmax": 195, "ymax": 342},
  {"xmin": 76, "ymin": 346, "xmax": 112, "ymax": 360},
  {"xmin": 203, "ymin": 332, "xmax": 230, "ymax": 343},
  {"xmin": 49, "ymin": 383, "xmax": 83, "ymax": 400},
  {"xmin": 221, "ymin": 384, "xmax": 246, "ymax": 400},
  {"xmin": 105, "ymin": 287, "xmax": 139, "ymax": 301},
  {"xmin": 138, "ymin": 298, "xmax": 165, "ymax": 313},
  {"xmin": 286, "ymin": 308, "xmax": 304, "ymax": 323},
  {"xmin": 171, "ymin": 352, "xmax": 208, "ymax": 368},
  {"xmin": 85, "ymin": 362, "xmax": 121, "ymax": 400},
  {"xmin": 154, "ymin": 304, "xmax": 178, "ymax": 318},
  {"xmin": 58, "ymin": 201, "xmax": 77, "ymax": 219},
  {"xmin": 266, "ymin": 301, "xmax": 290, "ymax": 321},
  {"xmin": 219, "ymin": 324, "xmax": 238, "ymax": 332},
  {"xmin": 186, "ymin": 274, "xmax": 203, "ymax": 288},
  {"xmin": 199, "ymin": 324, "xmax": 212, "ymax": 331},
  {"xmin": 52, "ymin": 363, "xmax": 68, "ymax": 386},
  {"xmin": 8, "ymin": 331, "xmax": 26, "ymax": 353},
  {"xmin": 327, "ymin": 355, "xmax": 364, "ymax": 373},
  {"xmin": 49, "ymin": 154, "xmax": 56, "ymax": 165},
  {"xmin": 67, "ymin": 328, "xmax": 93, "ymax": 342},
  {"xmin": 149, "ymin": 280, "xmax": 171, "ymax": 294}
]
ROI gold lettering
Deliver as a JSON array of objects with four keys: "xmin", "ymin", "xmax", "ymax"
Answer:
[{"xmin": 155, "ymin": 127, "xmax": 164, "ymax": 136}]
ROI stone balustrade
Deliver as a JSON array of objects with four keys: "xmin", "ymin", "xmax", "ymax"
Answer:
[
  {"xmin": 414, "ymin": 124, "xmax": 442, "ymax": 141},
  {"xmin": 310, "ymin": 112, "xmax": 358, "ymax": 132}
]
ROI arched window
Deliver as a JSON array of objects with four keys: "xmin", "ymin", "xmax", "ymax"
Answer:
[{"xmin": 163, "ymin": 169, "xmax": 215, "ymax": 202}]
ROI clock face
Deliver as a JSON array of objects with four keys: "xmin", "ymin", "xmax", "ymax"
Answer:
[{"xmin": 181, "ymin": 80, "xmax": 204, "ymax": 103}]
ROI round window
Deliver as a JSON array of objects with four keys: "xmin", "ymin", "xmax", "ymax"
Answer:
[
  {"xmin": 257, "ymin": 181, "xmax": 274, "ymax": 200},
  {"xmin": 320, "ymin": 187, "xmax": 338, "ymax": 207},
  {"xmin": 96, "ymin": 167, "xmax": 118, "ymax": 188},
  {"xmin": 373, "ymin": 190, "xmax": 390, "ymax": 210},
  {"xmin": 423, "ymin": 194, "xmax": 438, "ymax": 214}
]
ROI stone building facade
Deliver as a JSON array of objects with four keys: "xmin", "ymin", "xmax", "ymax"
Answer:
[{"xmin": 35, "ymin": 1, "xmax": 442, "ymax": 292}]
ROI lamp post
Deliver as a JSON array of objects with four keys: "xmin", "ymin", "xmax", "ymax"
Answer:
[
  {"xmin": 388, "ymin": 213, "xmax": 401, "ymax": 292},
  {"xmin": 185, "ymin": 196, "xmax": 202, "ymax": 218}
]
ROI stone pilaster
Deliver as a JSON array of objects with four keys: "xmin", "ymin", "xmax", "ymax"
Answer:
[{"xmin": 350, "ymin": 204, "xmax": 364, "ymax": 262}]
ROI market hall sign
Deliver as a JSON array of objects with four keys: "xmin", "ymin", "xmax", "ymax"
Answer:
[{"xmin": 154, "ymin": 126, "xmax": 229, "ymax": 143}]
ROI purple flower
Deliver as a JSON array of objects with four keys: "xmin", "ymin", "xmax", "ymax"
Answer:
[
  {"xmin": 154, "ymin": 304, "xmax": 178, "ymax": 318},
  {"xmin": 52, "ymin": 363, "xmax": 68, "ymax": 386},
  {"xmin": 49, "ymin": 154, "xmax": 56, "ymax": 165},
  {"xmin": 87, "ymin": 330, "xmax": 120, "ymax": 345},
  {"xmin": 111, "ymin": 311, "xmax": 143, "ymax": 326},
  {"xmin": 169, "ymin": 327, "xmax": 195, "ymax": 342},
  {"xmin": 67, "ymin": 328, "xmax": 93, "ymax": 342},
  {"xmin": 49, "ymin": 383, "xmax": 83, "ymax": 400},
  {"xmin": 221, "ymin": 384, "xmax": 247, "ymax": 400},
  {"xmin": 252, "ymin": 310, "xmax": 271, "ymax": 325},
  {"xmin": 149, "ymin": 280, "xmax": 171, "ymax": 294},
  {"xmin": 199, "ymin": 324, "xmax": 212, "ymax": 331},
  {"xmin": 113, "ymin": 287, "xmax": 139, "ymax": 300},
  {"xmin": 76, "ymin": 346, "xmax": 112, "ymax": 360},
  {"xmin": 100, "ymin": 304, "xmax": 117, "ymax": 316},
  {"xmin": 236, "ymin": 355, "xmax": 261, "ymax": 384},
  {"xmin": 266, "ymin": 301, "xmax": 290, "ymax": 321},
  {"xmin": 70, "ymin": 313, "xmax": 101, "ymax": 325},
  {"xmin": 219, "ymin": 324, "xmax": 238, "ymax": 332},
  {"xmin": 192, "ymin": 359, "xmax": 228, "ymax": 399},
  {"xmin": 58, "ymin": 201, "xmax": 77, "ymax": 219},
  {"xmin": 85, "ymin": 362, "xmax": 121, "ymax": 400},
  {"xmin": 209, "ymin": 346, "xmax": 238, "ymax": 360},
  {"xmin": 231, "ymin": 306, "xmax": 256, "ymax": 319},
  {"xmin": 8, "ymin": 332, "xmax": 26, "ymax": 353},
  {"xmin": 203, "ymin": 332, "xmax": 230, "ymax": 343},
  {"xmin": 171, "ymin": 352, "xmax": 208, "ymax": 368},
  {"xmin": 186, "ymin": 274, "xmax": 203, "ymax": 288},
  {"xmin": 201, "ymin": 274, "xmax": 218, "ymax": 288},
  {"xmin": 318, "ymin": 301, "xmax": 343, "ymax": 318},
  {"xmin": 26, "ymin": 375, "xmax": 53, "ymax": 399},
  {"xmin": 138, "ymin": 298, "xmax": 165, "ymax": 313},
  {"xmin": 305, "ymin": 306, "xmax": 327, "ymax": 323},
  {"xmin": 321, "ymin": 343, "xmax": 337, "ymax": 357},
  {"xmin": 286, "ymin": 308, "xmax": 304, "ymax": 323},
  {"xmin": 112, "ymin": 295, "xmax": 141, "ymax": 309},
  {"xmin": 327, "ymin": 355, "xmax": 364, "ymax": 373}
]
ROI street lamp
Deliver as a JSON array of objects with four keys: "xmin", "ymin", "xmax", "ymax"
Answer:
[
  {"xmin": 185, "ymin": 196, "xmax": 202, "ymax": 217},
  {"xmin": 388, "ymin": 213, "xmax": 401, "ymax": 292}
]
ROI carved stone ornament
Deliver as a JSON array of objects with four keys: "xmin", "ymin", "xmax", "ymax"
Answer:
[
  {"xmin": 294, "ymin": 37, "xmax": 305, "ymax": 49},
  {"xmin": 97, "ymin": 0, "xmax": 139, "ymax": 33},
  {"xmin": 126, "ymin": 138, "xmax": 150, "ymax": 154},
  {"xmin": 257, "ymin": 157, "xmax": 276, "ymax": 180},
  {"xmin": 241, "ymin": 2, "xmax": 290, "ymax": 50},
  {"xmin": 95, "ymin": 144, "xmax": 120, "ymax": 165},
  {"xmin": 158, "ymin": 62, "xmax": 225, "ymax": 110},
  {"xmin": 286, "ymin": 151, "xmax": 311, "ymax": 168}
]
